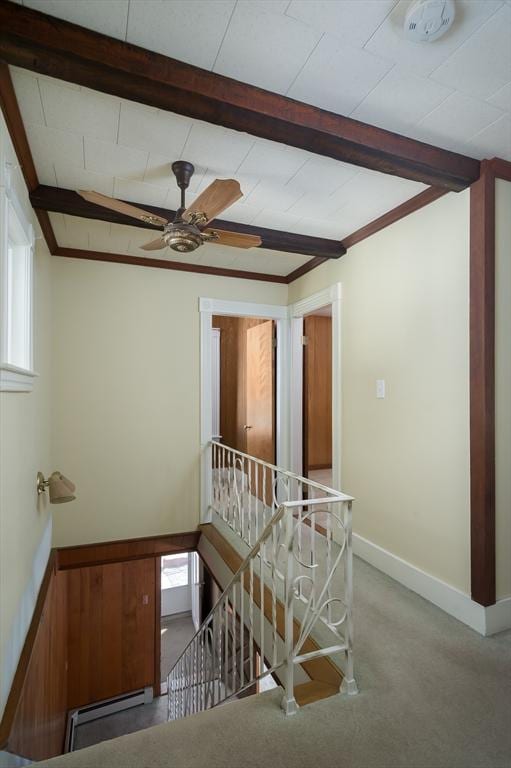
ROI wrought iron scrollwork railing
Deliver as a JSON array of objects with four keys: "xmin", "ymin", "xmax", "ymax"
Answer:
[{"xmin": 167, "ymin": 442, "xmax": 357, "ymax": 721}]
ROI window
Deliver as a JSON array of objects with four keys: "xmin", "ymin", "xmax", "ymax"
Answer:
[
  {"xmin": 161, "ymin": 553, "xmax": 190, "ymax": 589},
  {"xmin": 0, "ymin": 167, "xmax": 36, "ymax": 391}
]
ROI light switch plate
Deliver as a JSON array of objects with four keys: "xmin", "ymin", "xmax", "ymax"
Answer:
[{"xmin": 376, "ymin": 379, "xmax": 385, "ymax": 399}]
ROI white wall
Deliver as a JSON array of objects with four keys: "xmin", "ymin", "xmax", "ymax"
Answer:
[
  {"xmin": 289, "ymin": 191, "xmax": 471, "ymax": 593},
  {"xmin": 161, "ymin": 585, "xmax": 191, "ymax": 617},
  {"xmin": 0, "ymin": 115, "xmax": 53, "ymax": 717},
  {"xmin": 495, "ymin": 179, "xmax": 511, "ymax": 600},
  {"xmin": 50, "ymin": 258, "xmax": 287, "ymax": 546}
]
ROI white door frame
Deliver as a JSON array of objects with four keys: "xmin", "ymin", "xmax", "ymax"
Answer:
[
  {"xmin": 199, "ymin": 297, "xmax": 289, "ymax": 522},
  {"xmin": 288, "ymin": 283, "xmax": 342, "ymax": 491}
]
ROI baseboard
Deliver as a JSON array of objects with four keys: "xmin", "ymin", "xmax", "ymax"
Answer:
[{"xmin": 353, "ymin": 533, "xmax": 511, "ymax": 636}]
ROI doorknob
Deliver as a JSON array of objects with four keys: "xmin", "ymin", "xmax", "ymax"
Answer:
[{"xmin": 243, "ymin": 425, "xmax": 252, "ymax": 430}]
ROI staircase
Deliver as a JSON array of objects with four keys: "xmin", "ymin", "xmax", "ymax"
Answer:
[{"xmin": 167, "ymin": 442, "xmax": 357, "ymax": 721}]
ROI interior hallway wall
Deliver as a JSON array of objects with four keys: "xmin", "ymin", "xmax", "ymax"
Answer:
[
  {"xmin": 50, "ymin": 260, "xmax": 286, "ymax": 547},
  {"xmin": 0, "ymin": 114, "xmax": 53, "ymax": 718},
  {"xmin": 289, "ymin": 190, "xmax": 471, "ymax": 593},
  {"xmin": 495, "ymin": 179, "xmax": 511, "ymax": 600}
]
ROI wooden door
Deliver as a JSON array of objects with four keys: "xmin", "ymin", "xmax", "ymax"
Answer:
[
  {"xmin": 303, "ymin": 315, "xmax": 332, "ymax": 475},
  {"xmin": 67, "ymin": 558, "xmax": 156, "ymax": 708},
  {"xmin": 245, "ymin": 320, "xmax": 275, "ymax": 462},
  {"xmin": 246, "ymin": 321, "xmax": 275, "ymax": 503}
]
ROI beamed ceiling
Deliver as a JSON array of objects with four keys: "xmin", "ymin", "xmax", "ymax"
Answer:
[{"xmin": 1, "ymin": 0, "xmax": 510, "ymax": 281}]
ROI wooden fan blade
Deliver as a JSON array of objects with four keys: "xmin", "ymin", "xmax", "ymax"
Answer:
[
  {"xmin": 78, "ymin": 190, "xmax": 168, "ymax": 227},
  {"xmin": 183, "ymin": 179, "xmax": 243, "ymax": 225},
  {"xmin": 140, "ymin": 237, "xmax": 167, "ymax": 251},
  {"xmin": 205, "ymin": 229, "xmax": 262, "ymax": 249}
]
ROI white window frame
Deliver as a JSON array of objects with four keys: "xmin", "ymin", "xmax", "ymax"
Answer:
[{"xmin": 0, "ymin": 163, "xmax": 37, "ymax": 392}]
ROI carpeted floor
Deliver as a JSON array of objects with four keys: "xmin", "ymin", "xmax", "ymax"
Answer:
[{"xmin": 36, "ymin": 555, "xmax": 511, "ymax": 768}]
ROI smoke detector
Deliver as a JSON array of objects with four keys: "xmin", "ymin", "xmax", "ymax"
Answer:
[{"xmin": 404, "ymin": 0, "xmax": 455, "ymax": 42}]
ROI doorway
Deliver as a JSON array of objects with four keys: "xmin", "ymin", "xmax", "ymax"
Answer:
[
  {"xmin": 212, "ymin": 314, "xmax": 276, "ymax": 466},
  {"xmin": 289, "ymin": 284, "xmax": 342, "ymax": 493},
  {"xmin": 159, "ymin": 552, "xmax": 201, "ymax": 686},
  {"xmin": 302, "ymin": 306, "xmax": 333, "ymax": 487}
]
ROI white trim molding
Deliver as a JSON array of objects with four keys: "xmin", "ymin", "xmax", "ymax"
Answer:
[
  {"xmin": 353, "ymin": 532, "xmax": 511, "ymax": 636},
  {"xmin": 0, "ymin": 362, "xmax": 38, "ymax": 392}
]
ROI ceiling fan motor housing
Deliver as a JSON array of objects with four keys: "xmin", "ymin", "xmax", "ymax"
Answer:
[{"xmin": 164, "ymin": 222, "xmax": 203, "ymax": 252}]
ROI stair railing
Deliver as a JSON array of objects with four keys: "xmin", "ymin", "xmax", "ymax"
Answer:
[{"xmin": 167, "ymin": 443, "xmax": 356, "ymax": 721}]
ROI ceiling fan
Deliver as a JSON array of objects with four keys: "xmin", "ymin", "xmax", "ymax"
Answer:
[{"xmin": 77, "ymin": 161, "xmax": 262, "ymax": 254}]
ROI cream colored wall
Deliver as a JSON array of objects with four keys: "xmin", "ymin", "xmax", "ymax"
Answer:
[
  {"xmin": 0, "ymin": 116, "xmax": 53, "ymax": 717},
  {"xmin": 289, "ymin": 191, "xmax": 471, "ymax": 593},
  {"xmin": 495, "ymin": 179, "xmax": 511, "ymax": 600},
  {"xmin": 50, "ymin": 258, "xmax": 287, "ymax": 546}
]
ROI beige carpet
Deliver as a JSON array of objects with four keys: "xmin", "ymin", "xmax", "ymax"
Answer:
[{"xmin": 35, "ymin": 555, "xmax": 511, "ymax": 768}]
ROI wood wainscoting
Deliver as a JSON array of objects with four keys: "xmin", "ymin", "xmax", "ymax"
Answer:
[
  {"xmin": 1, "ymin": 559, "xmax": 68, "ymax": 762},
  {"xmin": 0, "ymin": 530, "xmax": 198, "ymax": 762}
]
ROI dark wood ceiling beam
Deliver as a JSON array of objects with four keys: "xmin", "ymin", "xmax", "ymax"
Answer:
[
  {"xmin": 30, "ymin": 185, "xmax": 346, "ymax": 260},
  {"xmin": 0, "ymin": 1, "xmax": 480, "ymax": 191},
  {"xmin": 55, "ymin": 247, "xmax": 288, "ymax": 284}
]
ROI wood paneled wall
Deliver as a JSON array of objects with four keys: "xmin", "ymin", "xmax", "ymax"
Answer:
[
  {"xmin": 304, "ymin": 315, "xmax": 332, "ymax": 471},
  {"xmin": 67, "ymin": 558, "xmax": 156, "ymax": 709},
  {"xmin": 7, "ymin": 567, "xmax": 68, "ymax": 762},
  {"xmin": 212, "ymin": 315, "xmax": 267, "ymax": 453}
]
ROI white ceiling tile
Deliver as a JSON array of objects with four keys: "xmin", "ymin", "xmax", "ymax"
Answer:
[
  {"xmin": 466, "ymin": 114, "xmax": 511, "ymax": 161},
  {"xmin": 286, "ymin": 0, "xmax": 396, "ymax": 48},
  {"xmin": 293, "ymin": 216, "xmax": 345, "ymax": 239},
  {"xmin": 84, "ymin": 138, "xmax": 148, "ymax": 180},
  {"xmin": 197, "ymin": 247, "xmax": 238, "ymax": 269},
  {"xmin": 143, "ymin": 155, "xmax": 206, "ymax": 192},
  {"xmin": 414, "ymin": 92, "xmax": 504, "ymax": 152},
  {"xmin": 61, "ymin": 215, "xmax": 90, "ymax": 249},
  {"xmin": 286, "ymin": 190, "xmax": 347, "ymax": 220},
  {"xmin": 237, "ymin": 139, "xmax": 308, "ymax": 183},
  {"xmin": 113, "ymin": 177, "xmax": 168, "ymax": 208},
  {"xmin": 245, "ymin": 180, "xmax": 304, "ymax": 212},
  {"xmin": 365, "ymin": 0, "xmax": 503, "ymax": 77},
  {"xmin": 286, "ymin": 156, "xmax": 359, "ymax": 196},
  {"xmin": 251, "ymin": 209, "xmax": 303, "ymax": 231},
  {"xmin": 329, "ymin": 169, "xmax": 426, "ymax": 221},
  {"xmin": 214, "ymin": 201, "xmax": 263, "ymax": 226},
  {"xmin": 23, "ymin": 0, "xmax": 129, "ymax": 40},
  {"xmin": 10, "ymin": 68, "xmax": 45, "ymax": 125},
  {"xmin": 39, "ymin": 80, "xmax": 120, "ymax": 142},
  {"xmin": 148, "ymin": 249, "xmax": 203, "ymax": 265},
  {"xmin": 26, "ymin": 124, "xmax": 84, "ymax": 170},
  {"xmin": 181, "ymin": 122, "xmax": 255, "ymax": 174},
  {"xmin": 118, "ymin": 102, "xmax": 192, "ymax": 158},
  {"xmin": 431, "ymin": 5, "xmax": 511, "ymax": 99},
  {"xmin": 86, "ymin": 219, "xmax": 113, "ymax": 251},
  {"xmin": 193, "ymin": 169, "xmax": 260, "ymax": 200},
  {"xmin": 351, "ymin": 68, "xmax": 453, "ymax": 134},
  {"xmin": 107, "ymin": 222, "xmax": 133, "ymax": 252},
  {"xmin": 287, "ymin": 35, "xmax": 392, "ymax": 115},
  {"xmin": 127, "ymin": 1, "xmax": 236, "ymax": 70},
  {"xmin": 487, "ymin": 82, "xmax": 511, "ymax": 112},
  {"xmin": 213, "ymin": 0, "xmax": 322, "ymax": 93},
  {"xmin": 48, "ymin": 212, "xmax": 67, "ymax": 244},
  {"xmin": 54, "ymin": 164, "xmax": 114, "ymax": 197}
]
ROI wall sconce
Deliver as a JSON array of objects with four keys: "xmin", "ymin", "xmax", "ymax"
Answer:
[{"xmin": 37, "ymin": 471, "xmax": 76, "ymax": 504}]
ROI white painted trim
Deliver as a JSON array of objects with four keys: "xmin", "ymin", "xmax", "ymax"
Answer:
[
  {"xmin": 211, "ymin": 328, "xmax": 221, "ymax": 441},
  {"xmin": 485, "ymin": 597, "xmax": 511, "ymax": 635},
  {"xmin": 199, "ymin": 297, "xmax": 287, "ymax": 320},
  {"xmin": 0, "ymin": 516, "xmax": 52, "ymax": 714},
  {"xmin": 288, "ymin": 283, "xmax": 342, "ymax": 492},
  {"xmin": 353, "ymin": 532, "xmax": 511, "ymax": 636},
  {"xmin": 199, "ymin": 297, "xmax": 289, "ymax": 522},
  {"xmin": 0, "ymin": 363, "xmax": 38, "ymax": 392}
]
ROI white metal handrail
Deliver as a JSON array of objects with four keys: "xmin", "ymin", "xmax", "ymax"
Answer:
[{"xmin": 167, "ymin": 442, "xmax": 357, "ymax": 721}]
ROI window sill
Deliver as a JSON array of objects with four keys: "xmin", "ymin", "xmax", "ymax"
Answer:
[{"xmin": 0, "ymin": 364, "xmax": 38, "ymax": 392}]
